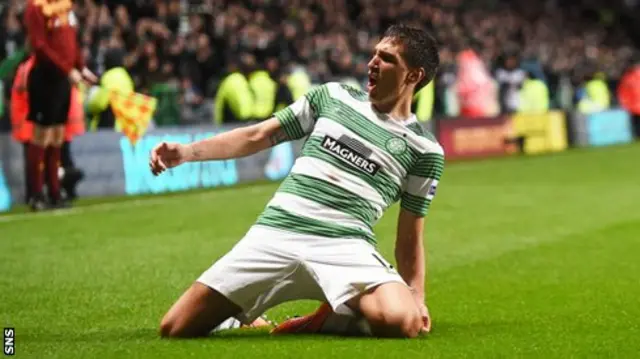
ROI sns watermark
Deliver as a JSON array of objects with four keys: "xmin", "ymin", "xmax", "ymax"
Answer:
[{"xmin": 3, "ymin": 328, "xmax": 14, "ymax": 356}]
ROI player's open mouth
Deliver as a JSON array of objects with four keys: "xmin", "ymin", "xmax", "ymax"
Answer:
[{"xmin": 367, "ymin": 73, "xmax": 377, "ymax": 90}]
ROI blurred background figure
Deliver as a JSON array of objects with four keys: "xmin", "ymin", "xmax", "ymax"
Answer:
[
  {"xmin": 518, "ymin": 70, "xmax": 550, "ymax": 115},
  {"xmin": 495, "ymin": 54, "xmax": 526, "ymax": 114}
]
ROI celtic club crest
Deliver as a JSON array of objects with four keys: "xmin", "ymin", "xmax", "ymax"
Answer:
[{"xmin": 386, "ymin": 137, "xmax": 407, "ymax": 155}]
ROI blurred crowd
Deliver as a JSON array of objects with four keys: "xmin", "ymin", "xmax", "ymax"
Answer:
[{"xmin": 1, "ymin": 0, "xmax": 640, "ymax": 121}]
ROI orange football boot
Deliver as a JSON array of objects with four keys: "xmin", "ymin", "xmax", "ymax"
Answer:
[{"xmin": 270, "ymin": 303, "xmax": 333, "ymax": 334}]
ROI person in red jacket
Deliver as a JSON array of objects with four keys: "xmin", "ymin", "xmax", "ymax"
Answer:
[{"xmin": 23, "ymin": 0, "xmax": 96, "ymax": 210}]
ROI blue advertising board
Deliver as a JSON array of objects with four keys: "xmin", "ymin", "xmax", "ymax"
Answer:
[
  {"xmin": 120, "ymin": 134, "xmax": 239, "ymax": 195},
  {"xmin": 0, "ymin": 163, "xmax": 11, "ymax": 212},
  {"xmin": 0, "ymin": 124, "xmax": 302, "ymax": 212},
  {"xmin": 586, "ymin": 109, "xmax": 634, "ymax": 147}
]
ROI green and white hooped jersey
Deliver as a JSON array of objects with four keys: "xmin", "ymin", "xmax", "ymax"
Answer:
[{"xmin": 256, "ymin": 82, "xmax": 445, "ymax": 245}]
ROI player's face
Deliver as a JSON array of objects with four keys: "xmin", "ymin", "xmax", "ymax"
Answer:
[{"xmin": 367, "ymin": 38, "xmax": 411, "ymax": 105}]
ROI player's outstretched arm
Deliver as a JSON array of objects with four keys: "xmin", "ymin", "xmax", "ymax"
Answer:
[
  {"xmin": 149, "ymin": 117, "xmax": 287, "ymax": 176},
  {"xmin": 395, "ymin": 208, "xmax": 431, "ymax": 333}
]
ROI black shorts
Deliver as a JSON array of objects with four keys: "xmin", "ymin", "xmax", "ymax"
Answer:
[{"xmin": 27, "ymin": 62, "xmax": 72, "ymax": 127}]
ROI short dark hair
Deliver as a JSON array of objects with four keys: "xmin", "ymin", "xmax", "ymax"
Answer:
[{"xmin": 383, "ymin": 24, "xmax": 440, "ymax": 91}]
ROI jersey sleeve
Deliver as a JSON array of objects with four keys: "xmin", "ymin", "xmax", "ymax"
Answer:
[
  {"xmin": 400, "ymin": 151, "xmax": 445, "ymax": 217},
  {"xmin": 273, "ymin": 84, "xmax": 328, "ymax": 140}
]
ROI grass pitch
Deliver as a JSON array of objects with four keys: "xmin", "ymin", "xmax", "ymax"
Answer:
[{"xmin": 2, "ymin": 143, "xmax": 640, "ymax": 358}]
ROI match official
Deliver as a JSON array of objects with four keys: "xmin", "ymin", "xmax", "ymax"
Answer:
[{"xmin": 24, "ymin": 0, "xmax": 96, "ymax": 210}]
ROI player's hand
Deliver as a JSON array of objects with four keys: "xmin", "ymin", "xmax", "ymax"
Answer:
[
  {"xmin": 412, "ymin": 293, "xmax": 431, "ymax": 333},
  {"xmin": 81, "ymin": 67, "xmax": 98, "ymax": 84},
  {"xmin": 149, "ymin": 142, "xmax": 188, "ymax": 176},
  {"xmin": 418, "ymin": 302, "xmax": 432, "ymax": 333}
]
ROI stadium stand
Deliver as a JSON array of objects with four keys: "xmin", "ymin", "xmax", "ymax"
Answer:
[{"xmin": 2, "ymin": 0, "xmax": 640, "ymax": 129}]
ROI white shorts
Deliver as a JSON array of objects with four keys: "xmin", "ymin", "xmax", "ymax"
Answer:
[{"xmin": 196, "ymin": 225, "xmax": 406, "ymax": 324}]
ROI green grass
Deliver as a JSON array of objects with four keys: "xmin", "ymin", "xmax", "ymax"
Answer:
[{"xmin": 2, "ymin": 143, "xmax": 640, "ymax": 358}]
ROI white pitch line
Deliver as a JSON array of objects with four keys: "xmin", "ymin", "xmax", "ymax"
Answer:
[
  {"xmin": 0, "ymin": 198, "xmax": 175, "ymax": 224},
  {"xmin": 0, "ymin": 183, "xmax": 275, "ymax": 224}
]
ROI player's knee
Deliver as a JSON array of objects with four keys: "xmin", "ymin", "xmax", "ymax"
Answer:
[
  {"xmin": 393, "ymin": 309, "xmax": 421, "ymax": 338},
  {"xmin": 367, "ymin": 307, "xmax": 421, "ymax": 338},
  {"xmin": 398, "ymin": 311, "xmax": 422, "ymax": 338},
  {"xmin": 159, "ymin": 317, "xmax": 174, "ymax": 338},
  {"xmin": 159, "ymin": 316, "xmax": 184, "ymax": 338}
]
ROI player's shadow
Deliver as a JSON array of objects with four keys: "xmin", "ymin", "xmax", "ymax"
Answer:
[
  {"xmin": 208, "ymin": 319, "xmax": 520, "ymax": 341},
  {"xmin": 23, "ymin": 328, "xmax": 373, "ymax": 344},
  {"xmin": 210, "ymin": 328, "xmax": 351, "ymax": 341},
  {"xmin": 23, "ymin": 319, "xmax": 517, "ymax": 344}
]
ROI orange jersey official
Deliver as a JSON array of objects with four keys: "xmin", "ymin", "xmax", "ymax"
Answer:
[{"xmin": 11, "ymin": 56, "xmax": 85, "ymax": 143}]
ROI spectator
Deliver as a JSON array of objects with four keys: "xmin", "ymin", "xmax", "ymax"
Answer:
[{"xmin": 495, "ymin": 54, "xmax": 526, "ymax": 114}]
